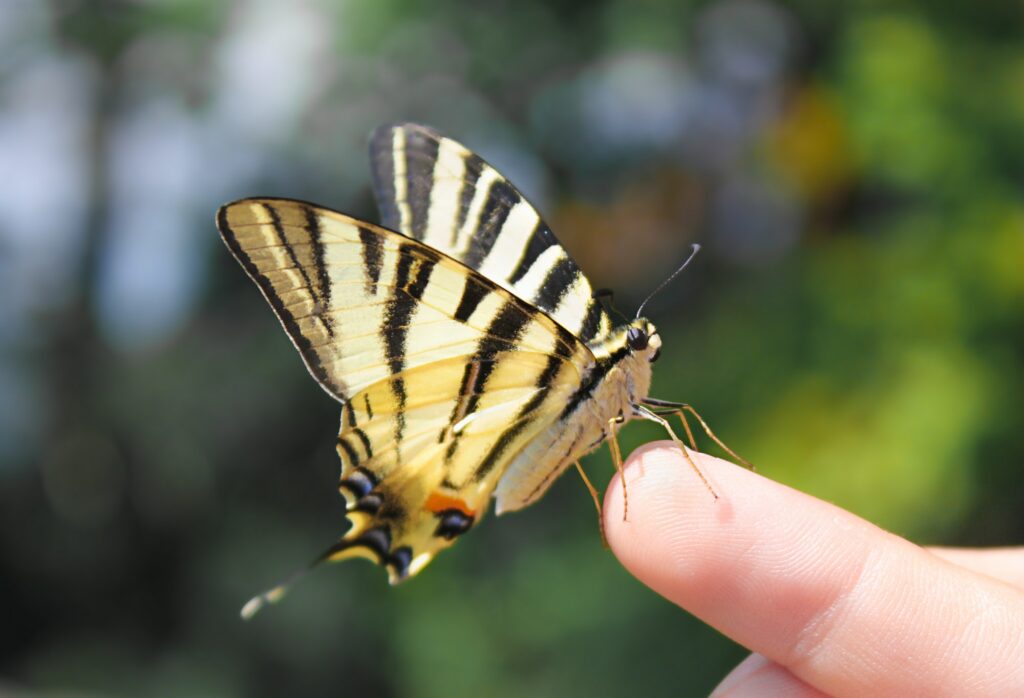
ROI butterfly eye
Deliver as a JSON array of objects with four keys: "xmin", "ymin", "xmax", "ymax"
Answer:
[{"xmin": 626, "ymin": 327, "xmax": 648, "ymax": 351}]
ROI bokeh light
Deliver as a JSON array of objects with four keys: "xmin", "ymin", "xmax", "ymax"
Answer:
[{"xmin": 1, "ymin": 1, "xmax": 1021, "ymax": 696}]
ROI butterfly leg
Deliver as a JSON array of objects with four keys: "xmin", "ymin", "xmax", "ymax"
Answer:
[
  {"xmin": 667, "ymin": 407, "xmax": 699, "ymax": 450},
  {"xmin": 676, "ymin": 405, "xmax": 754, "ymax": 471},
  {"xmin": 573, "ymin": 460, "xmax": 608, "ymax": 548},
  {"xmin": 643, "ymin": 399, "xmax": 755, "ymax": 471},
  {"xmin": 633, "ymin": 404, "xmax": 719, "ymax": 500},
  {"xmin": 607, "ymin": 416, "xmax": 629, "ymax": 522}
]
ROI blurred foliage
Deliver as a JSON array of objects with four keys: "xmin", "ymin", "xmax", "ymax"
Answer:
[{"xmin": 1, "ymin": 0, "xmax": 1022, "ymax": 696}]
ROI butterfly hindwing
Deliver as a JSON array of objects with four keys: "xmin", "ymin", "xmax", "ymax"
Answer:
[
  {"xmin": 369, "ymin": 123, "xmax": 613, "ymax": 344},
  {"xmin": 217, "ymin": 198, "xmax": 595, "ymax": 581},
  {"xmin": 333, "ymin": 350, "xmax": 585, "ymax": 581}
]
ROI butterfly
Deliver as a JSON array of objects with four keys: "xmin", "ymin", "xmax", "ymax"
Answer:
[{"xmin": 218, "ymin": 124, "xmax": 745, "ymax": 618}]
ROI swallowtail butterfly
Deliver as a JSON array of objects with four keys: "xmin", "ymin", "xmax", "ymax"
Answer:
[{"xmin": 218, "ymin": 124, "xmax": 744, "ymax": 618}]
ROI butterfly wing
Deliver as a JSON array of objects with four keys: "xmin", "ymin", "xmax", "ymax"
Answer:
[
  {"xmin": 217, "ymin": 198, "xmax": 594, "ymax": 581},
  {"xmin": 369, "ymin": 123, "xmax": 614, "ymax": 345}
]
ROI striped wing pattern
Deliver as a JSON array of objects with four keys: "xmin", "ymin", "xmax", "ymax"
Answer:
[
  {"xmin": 369, "ymin": 123, "xmax": 613, "ymax": 345},
  {"xmin": 218, "ymin": 199, "xmax": 595, "ymax": 581}
]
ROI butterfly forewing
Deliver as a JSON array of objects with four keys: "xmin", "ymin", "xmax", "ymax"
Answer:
[
  {"xmin": 369, "ymin": 123, "xmax": 613, "ymax": 344},
  {"xmin": 218, "ymin": 198, "xmax": 595, "ymax": 581}
]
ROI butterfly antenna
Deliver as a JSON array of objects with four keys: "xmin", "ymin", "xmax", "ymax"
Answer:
[{"xmin": 635, "ymin": 243, "xmax": 701, "ymax": 319}]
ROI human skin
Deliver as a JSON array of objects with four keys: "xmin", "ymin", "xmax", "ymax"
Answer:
[{"xmin": 603, "ymin": 442, "xmax": 1024, "ymax": 697}]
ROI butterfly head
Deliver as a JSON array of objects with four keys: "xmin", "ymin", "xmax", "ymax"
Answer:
[{"xmin": 626, "ymin": 318, "xmax": 661, "ymax": 364}]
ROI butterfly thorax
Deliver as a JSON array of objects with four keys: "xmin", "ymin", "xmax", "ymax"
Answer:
[
  {"xmin": 585, "ymin": 318, "xmax": 661, "ymax": 410},
  {"xmin": 492, "ymin": 318, "xmax": 661, "ymax": 513}
]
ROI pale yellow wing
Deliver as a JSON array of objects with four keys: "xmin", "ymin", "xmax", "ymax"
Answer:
[
  {"xmin": 217, "ymin": 198, "xmax": 594, "ymax": 584},
  {"xmin": 217, "ymin": 197, "xmax": 586, "ymax": 403}
]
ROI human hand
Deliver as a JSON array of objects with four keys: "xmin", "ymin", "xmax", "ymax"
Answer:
[{"xmin": 603, "ymin": 442, "xmax": 1024, "ymax": 697}]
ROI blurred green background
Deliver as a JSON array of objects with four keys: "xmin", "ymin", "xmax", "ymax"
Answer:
[{"xmin": 1, "ymin": 1, "xmax": 1022, "ymax": 695}]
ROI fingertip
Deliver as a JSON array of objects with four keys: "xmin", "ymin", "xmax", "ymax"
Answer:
[
  {"xmin": 712, "ymin": 654, "xmax": 830, "ymax": 698},
  {"xmin": 600, "ymin": 440, "xmax": 866, "ymax": 669},
  {"xmin": 601, "ymin": 442, "xmax": 1024, "ymax": 697},
  {"xmin": 602, "ymin": 441, "xmax": 745, "ymax": 600}
]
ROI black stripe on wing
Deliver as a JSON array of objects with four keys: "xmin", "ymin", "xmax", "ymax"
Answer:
[
  {"xmin": 462, "ymin": 180, "xmax": 517, "ymax": 269},
  {"xmin": 380, "ymin": 243, "xmax": 439, "ymax": 443},
  {"xmin": 369, "ymin": 128, "xmax": 401, "ymax": 234},
  {"xmin": 454, "ymin": 154, "xmax": 483, "ymax": 247},
  {"xmin": 367, "ymin": 123, "xmax": 615, "ymax": 347},
  {"xmin": 301, "ymin": 203, "xmax": 332, "ymax": 334},
  {"xmin": 532, "ymin": 255, "xmax": 579, "ymax": 315},
  {"xmin": 359, "ymin": 225, "xmax": 385, "ymax": 296},
  {"xmin": 475, "ymin": 352, "xmax": 565, "ymax": 480},
  {"xmin": 404, "ymin": 130, "xmax": 439, "ymax": 240},
  {"xmin": 442, "ymin": 302, "xmax": 533, "ymax": 461},
  {"xmin": 216, "ymin": 203, "xmax": 347, "ymax": 402},
  {"xmin": 578, "ymin": 299, "xmax": 605, "ymax": 344},
  {"xmin": 508, "ymin": 220, "xmax": 556, "ymax": 285}
]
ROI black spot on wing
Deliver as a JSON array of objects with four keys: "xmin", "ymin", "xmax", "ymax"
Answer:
[
  {"xmin": 435, "ymin": 509, "xmax": 474, "ymax": 540},
  {"xmin": 319, "ymin": 523, "xmax": 413, "ymax": 581},
  {"xmin": 354, "ymin": 528, "xmax": 391, "ymax": 560},
  {"xmin": 339, "ymin": 466, "xmax": 377, "ymax": 498},
  {"xmin": 355, "ymin": 493, "xmax": 383, "ymax": 514},
  {"xmin": 321, "ymin": 527, "xmax": 391, "ymax": 566},
  {"xmin": 388, "ymin": 546, "xmax": 413, "ymax": 580}
]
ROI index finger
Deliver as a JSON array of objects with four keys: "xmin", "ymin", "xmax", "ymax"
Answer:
[{"xmin": 604, "ymin": 442, "xmax": 1024, "ymax": 697}]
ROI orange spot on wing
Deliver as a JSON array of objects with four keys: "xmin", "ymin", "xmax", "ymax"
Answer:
[{"xmin": 425, "ymin": 491, "xmax": 475, "ymax": 517}]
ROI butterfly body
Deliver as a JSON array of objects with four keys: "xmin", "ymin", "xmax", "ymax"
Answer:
[
  {"xmin": 494, "ymin": 322, "xmax": 661, "ymax": 514},
  {"xmin": 218, "ymin": 123, "xmax": 668, "ymax": 597}
]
